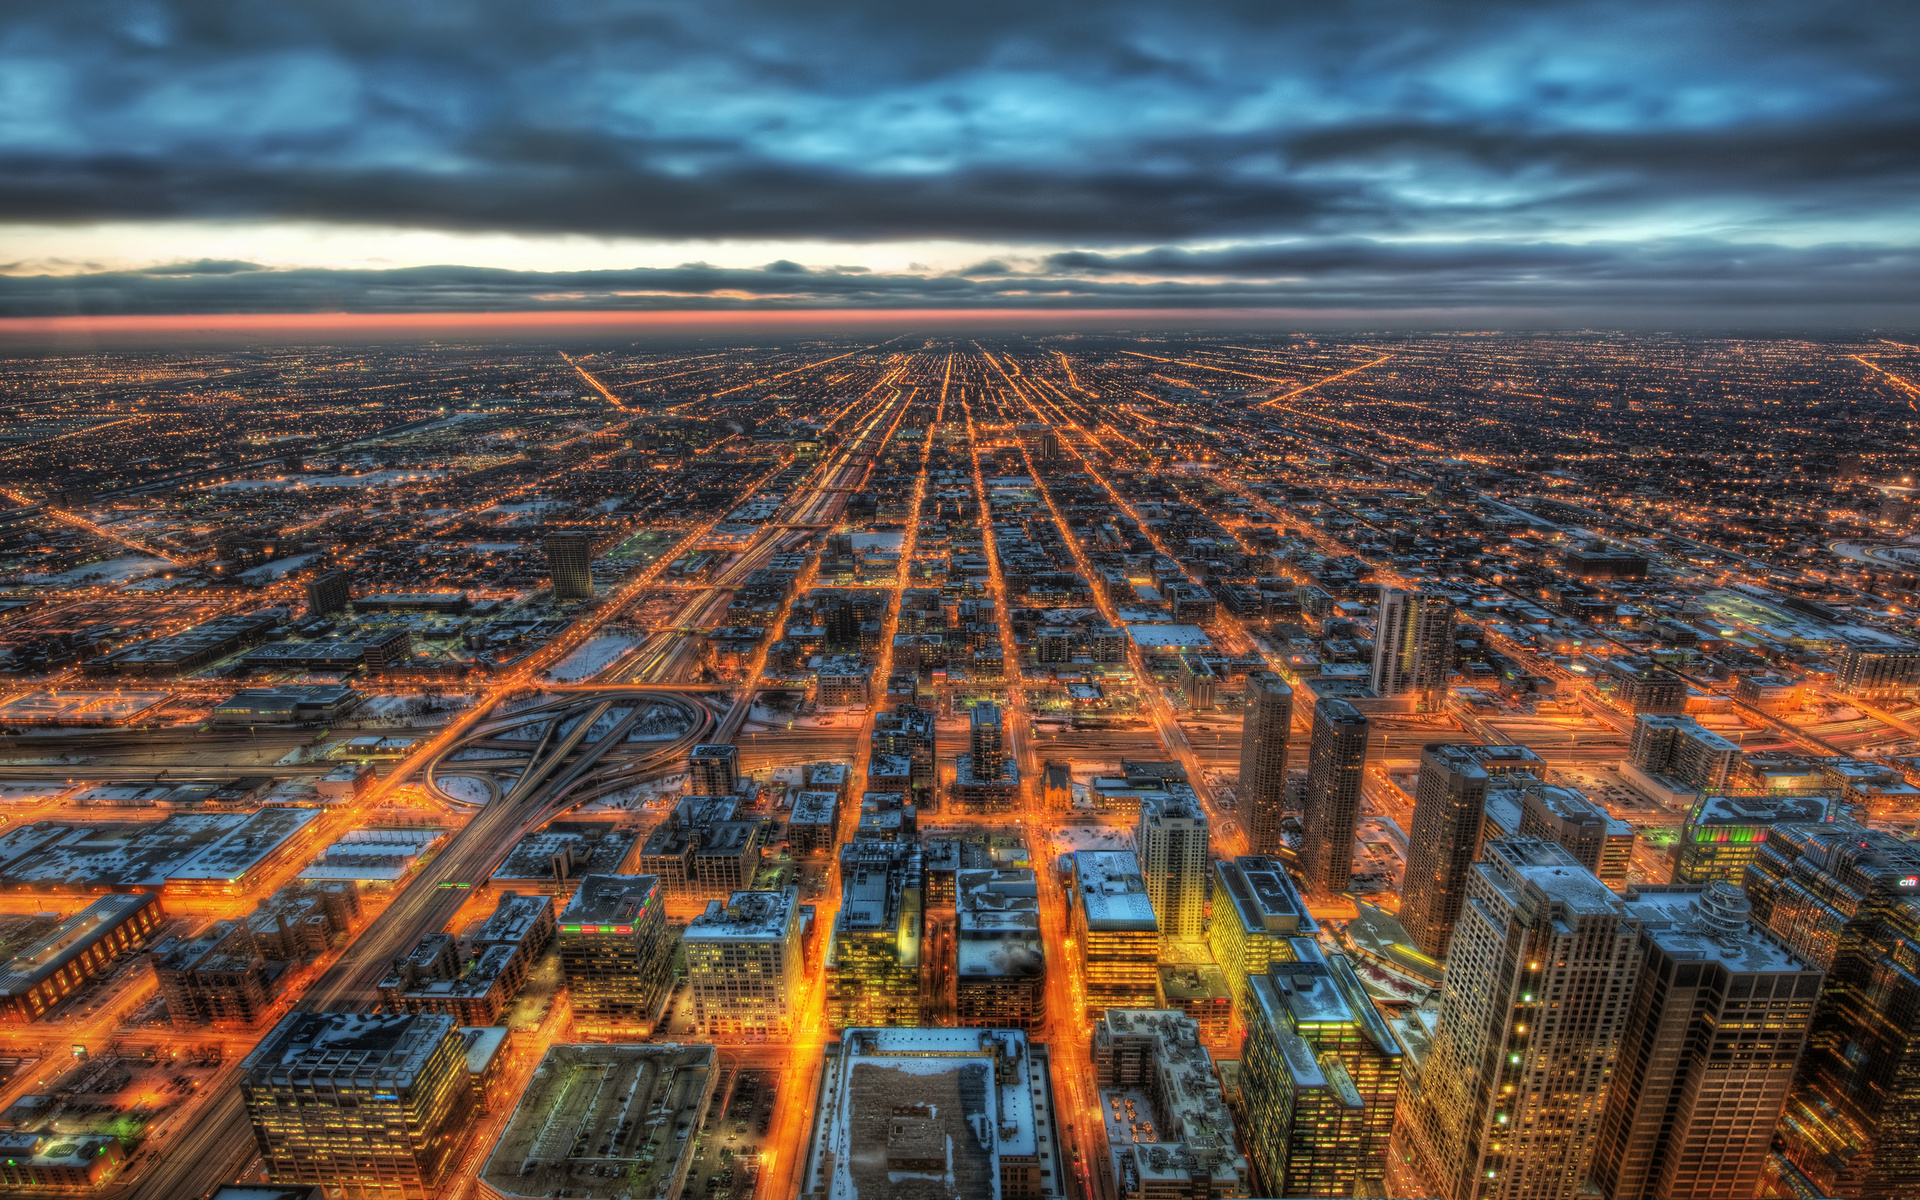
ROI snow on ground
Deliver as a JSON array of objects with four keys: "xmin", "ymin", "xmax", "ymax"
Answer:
[
  {"xmin": 852, "ymin": 531, "xmax": 905, "ymax": 550},
  {"xmin": 22, "ymin": 554, "xmax": 172, "ymax": 585},
  {"xmin": 1044, "ymin": 826, "xmax": 1135, "ymax": 856},
  {"xmin": 547, "ymin": 633, "xmax": 643, "ymax": 682},
  {"xmin": 436, "ymin": 775, "xmax": 494, "ymax": 805},
  {"xmin": 238, "ymin": 552, "xmax": 324, "ymax": 585}
]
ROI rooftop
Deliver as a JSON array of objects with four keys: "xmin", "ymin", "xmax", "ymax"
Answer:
[
  {"xmin": 683, "ymin": 888, "xmax": 799, "ymax": 942},
  {"xmin": 1074, "ymin": 851, "xmax": 1158, "ymax": 931}
]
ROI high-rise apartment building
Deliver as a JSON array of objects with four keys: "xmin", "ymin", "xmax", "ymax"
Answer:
[
  {"xmin": 683, "ymin": 887, "xmax": 803, "ymax": 1037},
  {"xmin": 970, "ymin": 700, "xmax": 1005, "ymax": 773},
  {"xmin": 1138, "ymin": 794, "xmax": 1209, "ymax": 945},
  {"xmin": 1628, "ymin": 714, "xmax": 1740, "ymax": 791},
  {"xmin": 1746, "ymin": 819, "xmax": 1920, "ymax": 1199},
  {"xmin": 825, "ymin": 839, "xmax": 925, "ymax": 1028},
  {"xmin": 1241, "ymin": 672, "xmax": 1295, "ymax": 854},
  {"xmin": 686, "ymin": 743, "xmax": 740, "ymax": 796},
  {"xmin": 872, "ymin": 703, "xmax": 936, "ymax": 804},
  {"xmin": 1299, "ymin": 698, "xmax": 1369, "ymax": 897},
  {"xmin": 1371, "ymin": 589, "xmax": 1455, "ymax": 704},
  {"xmin": 240, "ymin": 1011, "xmax": 474, "ymax": 1200},
  {"xmin": 1394, "ymin": 840, "xmax": 1642, "ymax": 1200},
  {"xmin": 1071, "ymin": 850, "xmax": 1161, "ymax": 1010},
  {"xmin": 1242, "ymin": 946, "xmax": 1403, "ymax": 1197},
  {"xmin": 303, "ymin": 567, "xmax": 350, "ymax": 616},
  {"xmin": 954, "ymin": 699, "xmax": 1020, "ymax": 812},
  {"xmin": 1211, "ymin": 855, "xmax": 1318, "ymax": 1015},
  {"xmin": 543, "ymin": 531, "xmax": 595, "ymax": 599},
  {"xmin": 557, "ymin": 875, "xmax": 672, "ymax": 1029},
  {"xmin": 1400, "ymin": 744, "xmax": 1489, "ymax": 962},
  {"xmin": 1591, "ymin": 882, "xmax": 1820, "ymax": 1200}
]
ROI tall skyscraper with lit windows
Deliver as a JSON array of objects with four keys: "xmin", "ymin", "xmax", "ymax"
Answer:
[
  {"xmin": 1299, "ymin": 698, "xmax": 1369, "ymax": 897},
  {"xmin": 1371, "ymin": 588, "xmax": 1455, "ymax": 706},
  {"xmin": 1393, "ymin": 840, "xmax": 1642, "ymax": 1200}
]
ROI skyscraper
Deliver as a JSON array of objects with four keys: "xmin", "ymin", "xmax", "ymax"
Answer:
[
  {"xmin": 1371, "ymin": 588, "xmax": 1455, "ymax": 705},
  {"xmin": 1745, "ymin": 819, "xmax": 1920, "ymax": 1199},
  {"xmin": 1137, "ymin": 794, "xmax": 1209, "ymax": 945},
  {"xmin": 1299, "ymin": 698, "xmax": 1369, "ymax": 897},
  {"xmin": 1394, "ymin": 840, "xmax": 1642, "ymax": 1200},
  {"xmin": 1398, "ymin": 743, "xmax": 1544, "ymax": 962},
  {"xmin": 1071, "ymin": 850, "xmax": 1161, "ymax": 1009},
  {"xmin": 543, "ymin": 531, "xmax": 595, "ymax": 599},
  {"xmin": 1240, "ymin": 672, "xmax": 1294, "ymax": 854},
  {"xmin": 1592, "ymin": 882, "xmax": 1820, "ymax": 1200},
  {"xmin": 1242, "ymin": 944, "xmax": 1404, "ymax": 1197},
  {"xmin": 240, "ymin": 1011, "xmax": 474, "ymax": 1200}
]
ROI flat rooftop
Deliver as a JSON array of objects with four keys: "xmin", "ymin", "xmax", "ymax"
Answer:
[
  {"xmin": 481, "ymin": 1043, "xmax": 715, "ymax": 1200},
  {"xmin": 1075, "ymin": 851, "xmax": 1157, "ymax": 931},
  {"xmin": 805, "ymin": 1027, "xmax": 1055, "ymax": 1200},
  {"xmin": 558, "ymin": 875, "xmax": 662, "ymax": 926},
  {"xmin": 683, "ymin": 889, "xmax": 797, "ymax": 942}
]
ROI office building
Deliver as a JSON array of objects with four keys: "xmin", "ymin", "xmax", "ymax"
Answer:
[
  {"xmin": 1137, "ymin": 794, "xmax": 1209, "ymax": 945},
  {"xmin": 1071, "ymin": 850, "xmax": 1161, "ymax": 1009},
  {"xmin": 1672, "ymin": 791, "xmax": 1832, "ymax": 884},
  {"xmin": 1599, "ymin": 657, "xmax": 1689, "ymax": 715},
  {"xmin": 788, "ymin": 790, "xmax": 839, "ymax": 854},
  {"xmin": 1158, "ymin": 957, "xmax": 1234, "ymax": 1048},
  {"xmin": 1299, "ymin": 698, "xmax": 1370, "ymax": 897},
  {"xmin": 1092, "ymin": 1009, "xmax": 1250, "ymax": 1200},
  {"xmin": 240, "ymin": 1011, "xmax": 474, "ymax": 1200},
  {"xmin": 683, "ymin": 887, "xmax": 803, "ymax": 1037},
  {"xmin": 686, "ymin": 743, "xmax": 740, "ymax": 797},
  {"xmin": 825, "ymin": 839, "xmax": 925, "ymax": 1028},
  {"xmin": 481, "ymin": 1043, "xmax": 715, "ymax": 1200},
  {"xmin": 1394, "ymin": 840, "xmax": 1642, "ymax": 1200},
  {"xmin": 1746, "ymin": 819, "xmax": 1920, "ymax": 1199},
  {"xmin": 1371, "ymin": 589, "xmax": 1455, "ymax": 705},
  {"xmin": 556, "ymin": 875, "xmax": 672, "ymax": 1029},
  {"xmin": 0, "ymin": 892, "xmax": 165, "ymax": 1021},
  {"xmin": 955, "ymin": 867, "xmax": 1046, "ymax": 1031},
  {"xmin": 302, "ymin": 567, "xmax": 350, "ymax": 616},
  {"xmin": 1240, "ymin": 672, "xmax": 1295, "ymax": 855},
  {"xmin": 1591, "ymin": 882, "xmax": 1820, "ymax": 1200},
  {"xmin": 543, "ymin": 531, "xmax": 595, "ymax": 600},
  {"xmin": 1241, "ymin": 946, "xmax": 1403, "ymax": 1198},
  {"xmin": 1629, "ymin": 714, "xmax": 1740, "ymax": 792},
  {"xmin": 799, "ymin": 1027, "xmax": 1065, "ymax": 1200},
  {"xmin": 637, "ymin": 796, "xmax": 765, "ymax": 901},
  {"xmin": 1211, "ymin": 855, "xmax": 1318, "ymax": 1015}
]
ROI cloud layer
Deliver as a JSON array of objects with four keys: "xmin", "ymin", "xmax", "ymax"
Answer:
[{"xmin": 2, "ymin": 0, "xmax": 1917, "ymax": 320}]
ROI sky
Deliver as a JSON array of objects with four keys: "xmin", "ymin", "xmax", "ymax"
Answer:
[{"xmin": 1, "ymin": 0, "xmax": 1916, "ymax": 329}]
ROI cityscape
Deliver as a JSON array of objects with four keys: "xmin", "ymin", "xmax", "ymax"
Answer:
[{"xmin": 0, "ymin": 332, "xmax": 1918, "ymax": 1200}]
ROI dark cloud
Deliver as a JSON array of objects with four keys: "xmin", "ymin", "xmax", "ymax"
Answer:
[
  {"xmin": 0, "ymin": 0, "xmax": 1916, "ymax": 315},
  {"xmin": 5, "ymin": 239, "xmax": 1916, "ymax": 323}
]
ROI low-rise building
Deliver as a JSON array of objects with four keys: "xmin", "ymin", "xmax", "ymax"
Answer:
[
  {"xmin": 800, "ymin": 1027, "xmax": 1066, "ymax": 1200},
  {"xmin": 1092, "ymin": 1008, "xmax": 1249, "ymax": 1200}
]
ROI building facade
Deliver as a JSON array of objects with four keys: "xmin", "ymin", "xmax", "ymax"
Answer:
[
  {"xmin": 1240, "ymin": 672, "xmax": 1294, "ymax": 855},
  {"xmin": 557, "ymin": 875, "xmax": 672, "ymax": 1029},
  {"xmin": 683, "ymin": 888, "xmax": 804, "ymax": 1037},
  {"xmin": 1137, "ymin": 795, "xmax": 1209, "ymax": 945},
  {"xmin": 1371, "ymin": 589, "xmax": 1455, "ymax": 705},
  {"xmin": 1299, "ymin": 698, "xmax": 1370, "ymax": 897}
]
